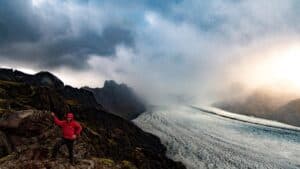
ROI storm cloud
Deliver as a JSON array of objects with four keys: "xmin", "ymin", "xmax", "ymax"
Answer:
[
  {"xmin": 1, "ymin": 0, "xmax": 300, "ymax": 105},
  {"xmin": 0, "ymin": 0, "xmax": 134, "ymax": 69}
]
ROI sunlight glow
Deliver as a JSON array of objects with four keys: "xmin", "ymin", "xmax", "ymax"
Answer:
[
  {"xmin": 269, "ymin": 46, "xmax": 300, "ymax": 87},
  {"xmin": 248, "ymin": 44, "xmax": 300, "ymax": 91}
]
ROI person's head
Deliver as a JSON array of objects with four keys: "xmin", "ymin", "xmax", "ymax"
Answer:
[{"xmin": 66, "ymin": 112, "xmax": 74, "ymax": 122}]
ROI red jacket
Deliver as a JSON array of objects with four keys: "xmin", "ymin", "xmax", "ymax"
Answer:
[{"xmin": 53, "ymin": 113, "xmax": 82, "ymax": 140}]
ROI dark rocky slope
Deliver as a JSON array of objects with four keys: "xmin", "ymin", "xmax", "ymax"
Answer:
[
  {"xmin": 84, "ymin": 80, "xmax": 146, "ymax": 120},
  {"xmin": 0, "ymin": 68, "xmax": 185, "ymax": 169}
]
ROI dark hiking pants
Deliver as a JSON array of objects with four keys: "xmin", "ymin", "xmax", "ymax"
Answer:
[{"xmin": 51, "ymin": 137, "xmax": 74, "ymax": 161}]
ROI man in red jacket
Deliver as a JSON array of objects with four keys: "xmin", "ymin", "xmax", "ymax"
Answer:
[{"xmin": 51, "ymin": 112, "xmax": 82, "ymax": 164}]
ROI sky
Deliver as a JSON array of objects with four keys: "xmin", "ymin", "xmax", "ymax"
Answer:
[{"xmin": 0, "ymin": 0, "xmax": 300, "ymax": 105}]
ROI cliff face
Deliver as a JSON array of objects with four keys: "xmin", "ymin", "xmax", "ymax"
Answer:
[
  {"xmin": 0, "ymin": 68, "xmax": 185, "ymax": 169},
  {"xmin": 84, "ymin": 80, "xmax": 146, "ymax": 120}
]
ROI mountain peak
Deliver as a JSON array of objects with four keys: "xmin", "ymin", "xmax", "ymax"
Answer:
[
  {"xmin": 31, "ymin": 71, "xmax": 64, "ymax": 89},
  {"xmin": 0, "ymin": 69, "xmax": 64, "ymax": 89},
  {"xmin": 103, "ymin": 80, "xmax": 126, "ymax": 88},
  {"xmin": 86, "ymin": 80, "xmax": 146, "ymax": 120}
]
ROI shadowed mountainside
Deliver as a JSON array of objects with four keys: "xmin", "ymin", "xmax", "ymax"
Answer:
[{"xmin": 84, "ymin": 80, "xmax": 146, "ymax": 120}]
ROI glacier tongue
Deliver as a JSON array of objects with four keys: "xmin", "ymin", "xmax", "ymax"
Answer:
[{"xmin": 133, "ymin": 105, "xmax": 300, "ymax": 169}]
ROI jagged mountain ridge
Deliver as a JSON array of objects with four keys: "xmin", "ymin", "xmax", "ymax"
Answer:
[{"xmin": 84, "ymin": 80, "xmax": 146, "ymax": 120}]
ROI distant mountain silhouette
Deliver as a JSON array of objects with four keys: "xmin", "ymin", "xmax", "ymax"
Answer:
[
  {"xmin": 272, "ymin": 99, "xmax": 300, "ymax": 126},
  {"xmin": 214, "ymin": 87, "xmax": 300, "ymax": 126},
  {"xmin": 84, "ymin": 80, "xmax": 146, "ymax": 120}
]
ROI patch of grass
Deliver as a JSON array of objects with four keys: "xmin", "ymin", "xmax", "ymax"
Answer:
[
  {"xmin": 65, "ymin": 99, "xmax": 79, "ymax": 106},
  {"xmin": 92, "ymin": 157, "xmax": 115, "ymax": 167},
  {"xmin": 0, "ymin": 80, "xmax": 22, "ymax": 86},
  {"xmin": 121, "ymin": 160, "xmax": 138, "ymax": 169},
  {"xmin": 0, "ymin": 88, "xmax": 6, "ymax": 95},
  {"xmin": 108, "ymin": 138, "xmax": 117, "ymax": 146}
]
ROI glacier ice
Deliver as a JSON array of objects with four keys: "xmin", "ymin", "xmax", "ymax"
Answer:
[{"xmin": 133, "ymin": 105, "xmax": 300, "ymax": 169}]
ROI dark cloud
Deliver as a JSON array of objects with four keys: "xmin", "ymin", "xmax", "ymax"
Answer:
[
  {"xmin": 0, "ymin": 0, "xmax": 134, "ymax": 69},
  {"xmin": 0, "ymin": 1, "xmax": 41, "ymax": 44}
]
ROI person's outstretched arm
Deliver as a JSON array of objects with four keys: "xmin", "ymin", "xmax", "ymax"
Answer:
[{"xmin": 51, "ymin": 112, "xmax": 64, "ymax": 126}]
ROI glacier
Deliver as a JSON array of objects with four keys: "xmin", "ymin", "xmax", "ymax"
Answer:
[{"xmin": 133, "ymin": 105, "xmax": 300, "ymax": 169}]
